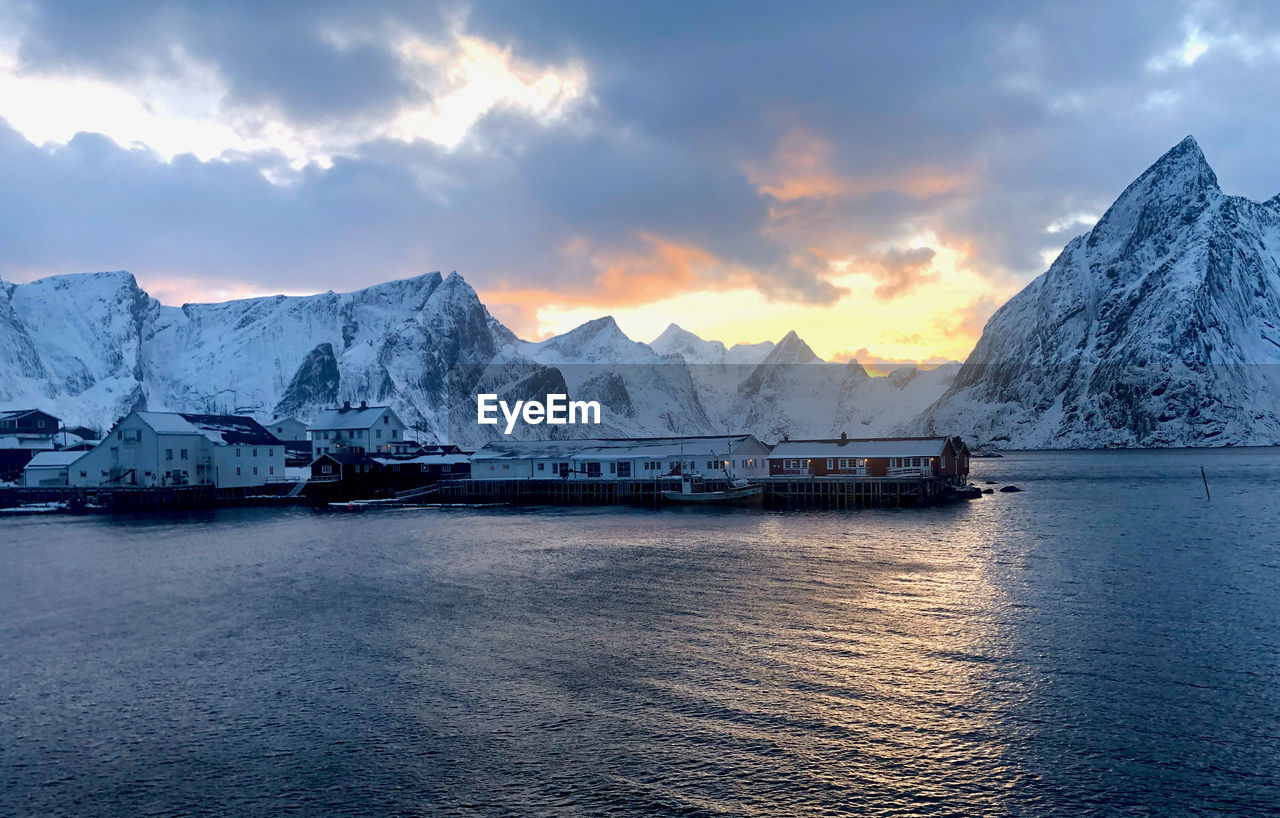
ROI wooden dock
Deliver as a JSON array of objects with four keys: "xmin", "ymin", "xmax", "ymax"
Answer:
[
  {"xmin": 0, "ymin": 483, "xmax": 302, "ymax": 513},
  {"xmin": 434, "ymin": 475, "xmax": 965, "ymax": 509}
]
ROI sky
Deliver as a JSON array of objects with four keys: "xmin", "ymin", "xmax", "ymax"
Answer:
[{"xmin": 2, "ymin": 1, "xmax": 1280, "ymax": 363}]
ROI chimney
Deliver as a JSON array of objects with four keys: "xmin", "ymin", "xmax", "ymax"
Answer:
[
  {"xmin": 840, "ymin": 431, "xmax": 848, "ymax": 444},
  {"xmin": 360, "ymin": 400, "xmax": 368, "ymax": 410},
  {"xmin": 342, "ymin": 400, "xmax": 351, "ymax": 411}
]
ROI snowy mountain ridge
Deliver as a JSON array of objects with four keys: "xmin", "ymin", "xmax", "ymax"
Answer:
[
  {"xmin": 0, "ymin": 269, "xmax": 953, "ymax": 444},
  {"xmin": 916, "ymin": 136, "xmax": 1280, "ymax": 447}
]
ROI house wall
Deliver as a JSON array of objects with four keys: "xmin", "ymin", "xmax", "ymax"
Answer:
[
  {"xmin": 270, "ymin": 419, "xmax": 308, "ymax": 441},
  {"xmin": 213, "ymin": 444, "xmax": 285, "ymax": 488},
  {"xmin": 310, "ymin": 409, "xmax": 406, "ymax": 457},
  {"xmin": 69, "ymin": 414, "xmax": 215, "ymax": 487},
  {"xmin": 22, "ymin": 465, "xmax": 69, "ymax": 487},
  {"xmin": 471, "ymin": 458, "xmax": 534, "ymax": 480}
]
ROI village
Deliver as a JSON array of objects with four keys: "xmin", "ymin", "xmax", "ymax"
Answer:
[{"xmin": 0, "ymin": 402, "xmax": 975, "ymax": 513}]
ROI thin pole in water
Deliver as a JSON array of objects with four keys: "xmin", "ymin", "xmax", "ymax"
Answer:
[{"xmin": 1201, "ymin": 466, "xmax": 1211, "ymax": 501}]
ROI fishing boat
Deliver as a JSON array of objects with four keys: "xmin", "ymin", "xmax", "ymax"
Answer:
[{"xmin": 662, "ymin": 477, "xmax": 763, "ymax": 506}]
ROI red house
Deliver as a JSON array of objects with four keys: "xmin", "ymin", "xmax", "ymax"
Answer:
[{"xmin": 768, "ymin": 435, "xmax": 970, "ymax": 480}]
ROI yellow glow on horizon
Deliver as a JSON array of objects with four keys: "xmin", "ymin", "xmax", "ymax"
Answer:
[{"xmin": 506, "ymin": 242, "xmax": 1019, "ymax": 362}]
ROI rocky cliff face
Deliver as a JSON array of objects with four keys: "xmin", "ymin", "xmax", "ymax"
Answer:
[{"xmin": 917, "ymin": 136, "xmax": 1280, "ymax": 448}]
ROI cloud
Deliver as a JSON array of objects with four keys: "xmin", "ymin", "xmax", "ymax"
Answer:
[
  {"xmin": 864, "ymin": 246, "xmax": 939, "ymax": 300},
  {"xmin": 0, "ymin": 5, "xmax": 592, "ymax": 166},
  {"xmin": 6, "ymin": 0, "xmax": 1280, "ymax": 364},
  {"xmin": 933, "ymin": 295, "xmax": 1002, "ymax": 345},
  {"xmin": 831, "ymin": 347, "xmax": 955, "ymax": 374}
]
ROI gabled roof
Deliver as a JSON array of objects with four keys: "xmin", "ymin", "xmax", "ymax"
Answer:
[
  {"xmin": 310, "ymin": 405, "xmax": 395, "ymax": 430},
  {"xmin": 179, "ymin": 414, "xmax": 281, "ymax": 446},
  {"xmin": 312, "ymin": 451, "xmax": 382, "ymax": 466},
  {"xmin": 769, "ymin": 436, "xmax": 955, "ymax": 459},
  {"xmin": 0, "ymin": 409, "xmax": 61, "ymax": 422},
  {"xmin": 24, "ymin": 451, "xmax": 85, "ymax": 468},
  {"xmin": 372, "ymin": 454, "xmax": 471, "ymax": 466},
  {"xmin": 133, "ymin": 411, "xmax": 281, "ymax": 446}
]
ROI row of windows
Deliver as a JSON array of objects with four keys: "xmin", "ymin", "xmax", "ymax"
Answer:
[
  {"xmin": 163, "ymin": 447, "xmax": 275, "ymax": 459},
  {"xmin": 529, "ymin": 458, "xmax": 762, "ymax": 475},
  {"xmin": 233, "ymin": 466, "xmax": 274, "ymax": 476},
  {"xmin": 318, "ymin": 428, "xmax": 399, "ymax": 440}
]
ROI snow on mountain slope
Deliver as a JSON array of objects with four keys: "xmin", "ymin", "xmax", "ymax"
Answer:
[
  {"xmin": 1, "ymin": 271, "xmax": 156, "ymax": 428},
  {"xmin": 516, "ymin": 316, "xmax": 715, "ymax": 437},
  {"xmin": 0, "ymin": 270, "xmax": 955, "ymax": 446},
  {"xmin": 917, "ymin": 136, "xmax": 1280, "ymax": 448}
]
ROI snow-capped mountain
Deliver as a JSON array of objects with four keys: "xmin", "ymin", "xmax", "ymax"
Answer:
[
  {"xmin": 917, "ymin": 136, "xmax": 1280, "ymax": 448},
  {"xmin": 721, "ymin": 330, "xmax": 959, "ymax": 440},
  {"xmin": 511, "ymin": 316, "xmax": 716, "ymax": 438},
  {"xmin": 0, "ymin": 266, "xmax": 962, "ymax": 446},
  {"xmin": 649, "ymin": 323, "xmax": 776, "ymax": 422},
  {"xmin": 0, "ymin": 270, "xmax": 519, "ymax": 443}
]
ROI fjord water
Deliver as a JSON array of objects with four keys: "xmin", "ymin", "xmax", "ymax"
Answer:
[{"xmin": 3, "ymin": 450, "xmax": 1279, "ymax": 815}]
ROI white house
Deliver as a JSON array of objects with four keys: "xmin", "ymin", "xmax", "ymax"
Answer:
[
  {"xmin": 470, "ymin": 435, "xmax": 772, "ymax": 481},
  {"xmin": 22, "ymin": 451, "xmax": 85, "ymax": 487},
  {"xmin": 68, "ymin": 411, "xmax": 284, "ymax": 489},
  {"xmin": 309, "ymin": 402, "xmax": 406, "ymax": 458},
  {"xmin": 266, "ymin": 416, "xmax": 308, "ymax": 441}
]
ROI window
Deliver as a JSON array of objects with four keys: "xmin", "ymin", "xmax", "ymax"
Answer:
[
  {"xmin": 269, "ymin": 466, "xmax": 274, "ymax": 475},
  {"xmin": 235, "ymin": 467, "xmax": 241, "ymax": 476},
  {"xmin": 117, "ymin": 431, "xmax": 122, "ymax": 440},
  {"xmin": 166, "ymin": 449, "xmax": 173, "ymax": 460},
  {"xmin": 253, "ymin": 466, "xmax": 259, "ymax": 475},
  {"xmin": 392, "ymin": 429, "xmax": 398, "ymax": 438},
  {"xmin": 252, "ymin": 448, "xmax": 258, "ymax": 457},
  {"xmin": 180, "ymin": 449, "xmax": 188, "ymax": 459},
  {"xmin": 37, "ymin": 419, "xmax": 44, "ymax": 428},
  {"xmin": 322, "ymin": 464, "xmax": 333, "ymax": 474},
  {"xmin": 586, "ymin": 462, "xmax": 601, "ymax": 477},
  {"xmin": 383, "ymin": 416, "xmax": 389, "ymax": 424},
  {"xmin": 236, "ymin": 448, "xmax": 242, "ymax": 457},
  {"xmin": 537, "ymin": 462, "xmax": 545, "ymax": 471},
  {"xmin": 827, "ymin": 458, "xmax": 834, "ymax": 469},
  {"xmin": 617, "ymin": 462, "xmax": 631, "ymax": 478},
  {"xmin": 79, "ymin": 471, "xmax": 86, "ymax": 478},
  {"xmin": 376, "ymin": 429, "xmax": 382, "ymax": 439},
  {"xmin": 268, "ymin": 449, "xmax": 273, "ymax": 457},
  {"xmin": 609, "ymin": 462, "xmax": 617, "ymax": 474}
]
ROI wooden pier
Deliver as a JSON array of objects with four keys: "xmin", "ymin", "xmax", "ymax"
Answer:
[
  {"xmin": 434, "ymin": 475, "xmax": 965, "ymax": 509},
  {"xmin": 0, "ymin": 483, "xmax": 301, "ymax": 513}
]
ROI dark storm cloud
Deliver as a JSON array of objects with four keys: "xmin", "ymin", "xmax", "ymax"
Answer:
[{"xmin": 6, "ymin": 0, "xmax": 1280, "ymax": 319}]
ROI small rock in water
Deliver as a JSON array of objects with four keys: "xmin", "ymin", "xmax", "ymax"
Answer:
[
  {"xmin": 999, "ymin": 485, "xmax": 1023, "ymax": 493},
  {"xmin": 984, "ymin": 480, "xmax": 996, "ymax": 484},
  {"xmin": 981, "ymin": 488, "xmax": 994, "ymax": 494}
]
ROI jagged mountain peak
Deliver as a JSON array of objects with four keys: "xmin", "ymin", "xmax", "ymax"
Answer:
[
  {"xmin": 767, "ymin": 330, "xmax": 821, "ymax": 364},
  {"xmin": 523, "ymin": 314, "xmax": 644, "ymax": 364},
  {"xmin": 917, "ymin": 136, "xmax": 1280, "ymax": 448}
]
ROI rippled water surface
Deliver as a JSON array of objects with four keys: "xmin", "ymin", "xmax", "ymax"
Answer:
[{"xmin": 3, "ymin": 449, "xmax": 1280, "ymax": 815}]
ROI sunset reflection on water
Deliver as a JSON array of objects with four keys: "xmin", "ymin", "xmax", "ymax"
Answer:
[{"xmin": 4, "ymin": 449, "xmax": 1280, "ymax": 814}]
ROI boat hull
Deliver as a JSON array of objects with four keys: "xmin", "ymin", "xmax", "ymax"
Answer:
[{"xmin": 661, "ymin": 484, "xmax": 763, "ymax": 506}]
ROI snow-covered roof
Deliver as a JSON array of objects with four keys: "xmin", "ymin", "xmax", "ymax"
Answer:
[
  {"xmin": 136, "ymin": 411, "xmax": 201, "ymax": 434},
  {"xmin": 134, "ymin": 411, "xmax": 280, "ymax": 445},
  {"xmin": 769, "ymin": 437, "xmax": 955, "ymax": 459},
  {"xmin": 24, "ymin": 451, "xmax": 85, "ymax": 468},
  {"xmin": 1, "ymin": 409, "xmax": 60, "ymax": 422},
  {"xmin": 372, "ymin": 454, "xmax": 471, "ymax": 466},
  {"xmin": 472, "ymin": 434, "xmax": 763, "ymax": 461},
  {"xmin": 310, "ymin": 405, "xmax": 395, "ymax": 430}
]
